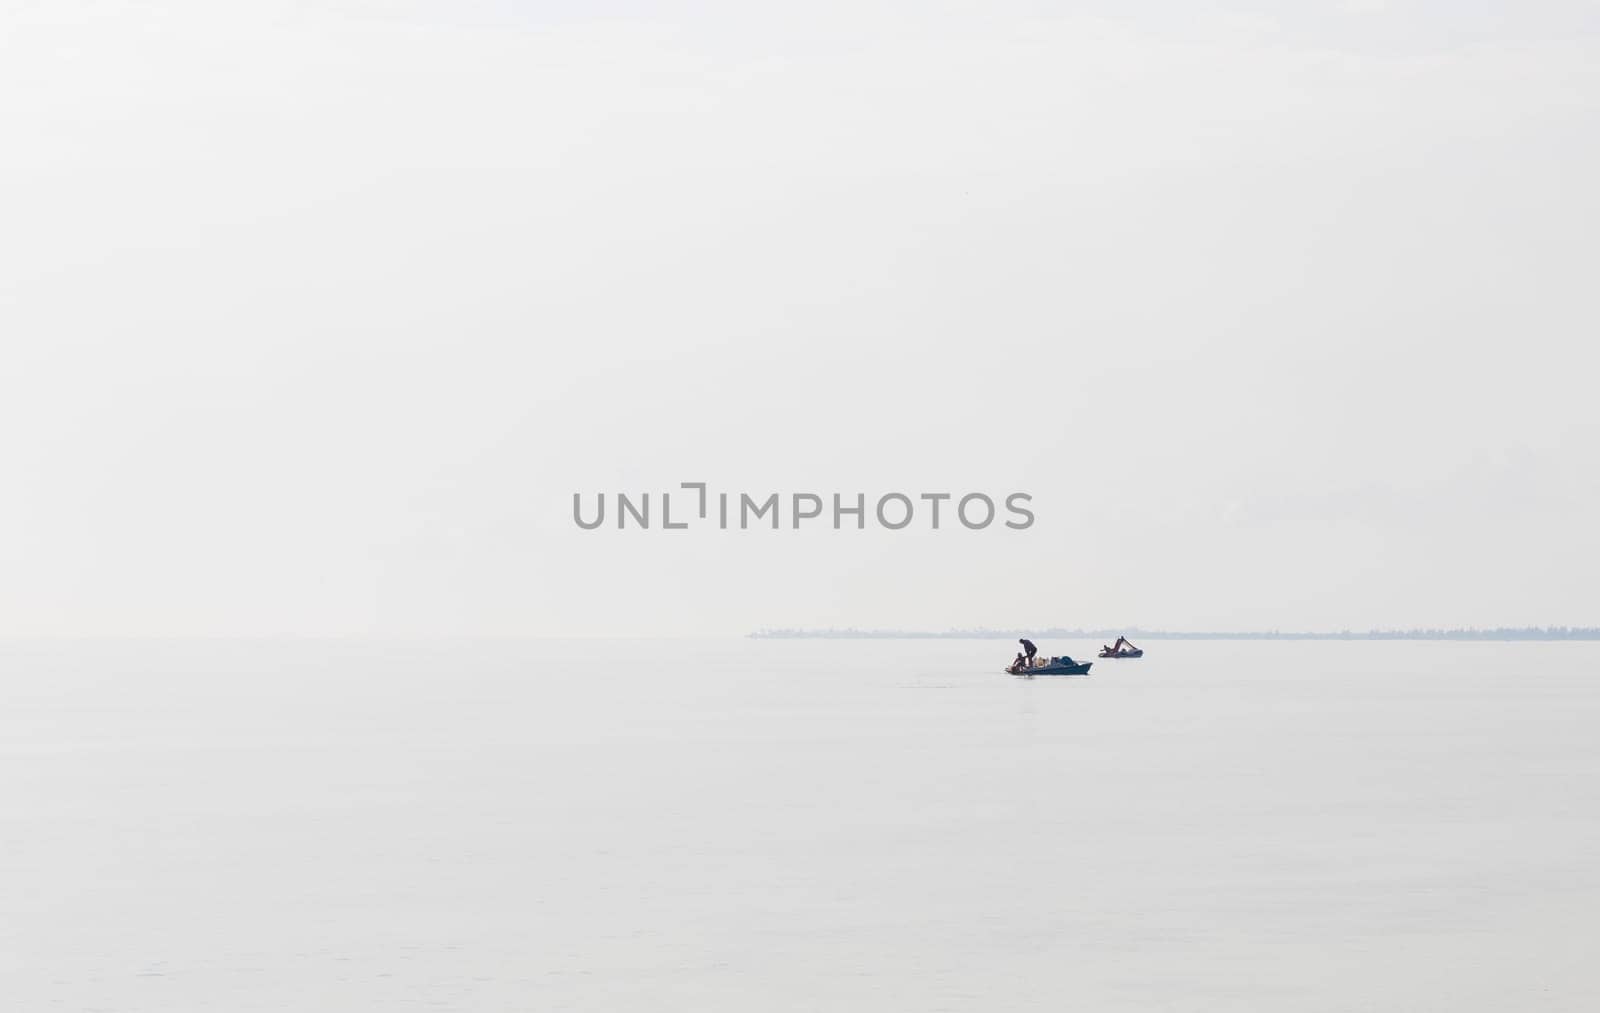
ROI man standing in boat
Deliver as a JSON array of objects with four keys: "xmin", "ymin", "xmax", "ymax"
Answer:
[{"xmin": 1018, "ymin": 638, "xmax": 1037, "ymax": 669}]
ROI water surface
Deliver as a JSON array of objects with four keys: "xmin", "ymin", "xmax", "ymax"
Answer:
[{"xmin": 3, "ymin": 638, "xmax": 1596, "ymax": 1010}]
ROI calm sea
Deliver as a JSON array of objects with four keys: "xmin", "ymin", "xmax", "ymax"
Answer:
[{"xmin": 3, "ymin": 638, "xmax": 1596, "ymax": 1011}]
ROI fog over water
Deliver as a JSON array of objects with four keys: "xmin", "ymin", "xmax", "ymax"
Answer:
[
  {"xmin": 4, "ymin": 1, "xmax": 1598, "ymax": 637},
  {"xmin": 5, "ymin": 638, "xmax": 1597, "ymax": 1011},
  {"xmin": 5, "ymin": 3, "xmax": 1596, "ymax": 1009}
]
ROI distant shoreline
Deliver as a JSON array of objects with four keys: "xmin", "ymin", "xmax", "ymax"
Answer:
[{"xmin": 749, "ymin": 627, "xmax": 1600, "ymax": 641}]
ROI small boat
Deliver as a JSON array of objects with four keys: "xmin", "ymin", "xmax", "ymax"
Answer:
[
  {"xmin": 1098, "ymin": 647, "xmax": 1143, "ymax": 659},
  {"xmin": 1007, "ymin": 656, "xmax": 1092, "ymax": 677}
]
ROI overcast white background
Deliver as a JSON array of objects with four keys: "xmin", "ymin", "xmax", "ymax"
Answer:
[{"xmin": 3, "ymin": 1, "xmax": 1597, "ymax": 637}]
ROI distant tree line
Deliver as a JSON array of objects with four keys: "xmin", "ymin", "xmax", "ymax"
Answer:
[{"xmin": 749, "ymin": 626, "xmax": 1600, "ymax": 640}]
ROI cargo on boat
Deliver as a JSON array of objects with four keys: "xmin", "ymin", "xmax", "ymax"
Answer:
[{"xmin": 1006, "ymin": 655, "xmax": 1092, "ymax": 677}]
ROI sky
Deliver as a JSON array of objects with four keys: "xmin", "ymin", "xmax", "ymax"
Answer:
[{"xmin": 2, "ymin": 1, "xmax": 1597, "ymax": 636}]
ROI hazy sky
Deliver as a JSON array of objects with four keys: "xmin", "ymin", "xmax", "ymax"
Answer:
[{"xmin": 3, "ymin": 1, "xmax": 1597, "ymax": 636}]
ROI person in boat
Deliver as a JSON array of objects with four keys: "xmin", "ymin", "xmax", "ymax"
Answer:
[
  {"xmin": 1011, "ymin": 652, "xmax": 1027, "ymax": 673},
  {"xmin": 1101, "ymin": 636, "xmax": 1138, "ymax": 656},
  {"xmin": 1018, "ymin": 638, "xmax": 1037, "ymax": 668}
]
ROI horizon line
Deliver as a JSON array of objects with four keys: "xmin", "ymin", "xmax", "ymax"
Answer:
[{"xmin": 748, "ymin": 626, "xmax": 1600, "ymax": 641}]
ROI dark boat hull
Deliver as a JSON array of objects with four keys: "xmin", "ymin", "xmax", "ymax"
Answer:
[
  {"xmin": 1008, "ymin": 661, "xmax": 1092, "ymax": 676},
  {"xmin": 1098, "ymin": 649, "xmax": 1144, "ymax": 658}
]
